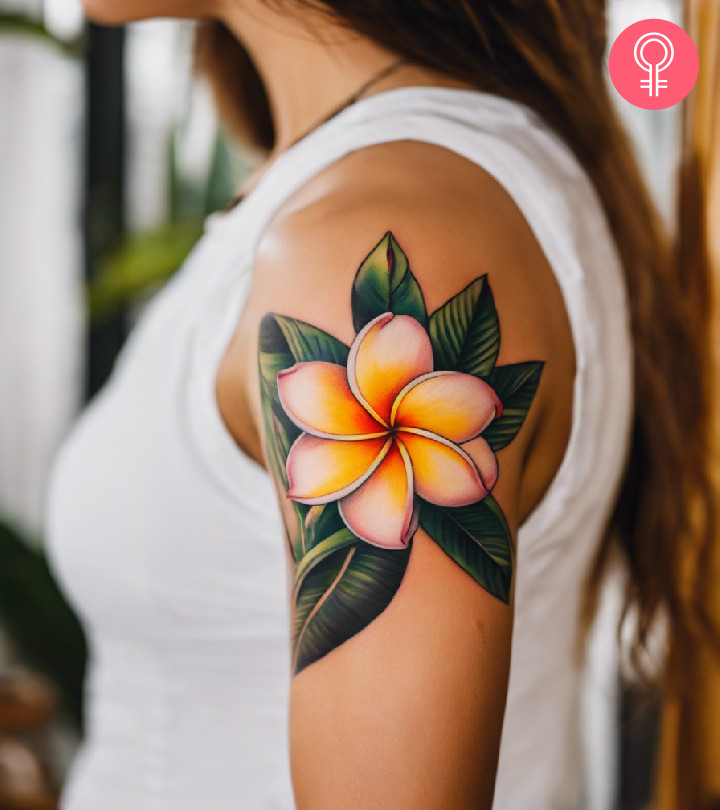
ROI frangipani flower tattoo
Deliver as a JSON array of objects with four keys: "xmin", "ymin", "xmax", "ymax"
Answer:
[
  {"xmin": 278, "ymin": 313, "xmax": 502, "ymax": 550},
  {"xmin": 258, "ymin": 231, "xmax": 543, "ymax": 674}
]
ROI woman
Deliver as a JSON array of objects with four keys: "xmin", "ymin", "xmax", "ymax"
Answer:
[{"xmin": 44, "ymin": 0, "xmax": 714, "ymax": 808}]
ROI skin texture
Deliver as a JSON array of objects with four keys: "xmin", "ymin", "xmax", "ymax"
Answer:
[{"xmin": 217, "ymin": 142, "xmax": 575, "ymax": 808}]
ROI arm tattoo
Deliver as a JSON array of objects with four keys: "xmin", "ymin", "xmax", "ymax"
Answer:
[{"xmin": 258, "ymin": 231, "xmax": 543, "ymax": 674}]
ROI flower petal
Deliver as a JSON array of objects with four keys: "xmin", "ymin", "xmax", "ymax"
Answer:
[
  {"xmin": 286, "ymin": 435, "xmax": 391, "ymax": 504},
  {"xmin": 398, "ymin": 428, "xmax": 490, "ymax": 507},
  {"xmin": 339, "ymin": 440, "xmax": 416, "ymax": 549},
  {"xmin": 460, "ymin": 435, "xmax": 499, "ymax": 492},
  {"xmin": 278, "ymin": 361, "xmax": 385, "ymax": 438},
  {"xmin": 392, "ymin": 371, "xmax": 502, "ymax": 442},
  {"xmin": 348, "ymin": 313, "xmax": 433, "ymax": 425}
]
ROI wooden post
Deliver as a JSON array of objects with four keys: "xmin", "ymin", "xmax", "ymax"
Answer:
[{"xmin": 656, "ymin": 2, "xmax": 720, "ymax": 807}]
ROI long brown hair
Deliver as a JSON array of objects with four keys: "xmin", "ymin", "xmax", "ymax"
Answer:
[{"xmin": 194, "ymin": 0, "xmax": 718, "ymax": 686}]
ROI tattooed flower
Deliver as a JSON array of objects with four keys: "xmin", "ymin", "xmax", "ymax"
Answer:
[{"xmin": 277, "ymin": 312, "xmax": 503, "ymax": 550}]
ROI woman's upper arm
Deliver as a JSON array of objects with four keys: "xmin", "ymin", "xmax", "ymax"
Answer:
[{"xmin": 240, "ymin": 171, "xmax": 573, "ymax": 809}]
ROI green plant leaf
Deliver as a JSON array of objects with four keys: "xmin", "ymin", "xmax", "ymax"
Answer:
[
  {"xmin": 293, "ymin": 502, "xmax": 357, "ymax": 593},
  {"xmin": 293, "ymin": 542, "xmax": 411, "ymax": 674},
  {"xmin": 258, "ymin": 318, "xmax": 301, "ymax": 559},
  {"xmin": 258, "ymin": 316, "xmax": 295, "ymax": 404},
  {"xmin": 0, "ymin": 13, "xmax": 85, "ymax": 57},
  {"xmin": 428, "ymin": 276, "xmax": 500, "ymax": 376},
  {"xmin": 275, "ymin": 315, "xmax": 350, "ymax": 365},
  {"xmin": 293, "ymin": 526, "xmax": 358, "ymax": 597},
  {"xmin": 87, "ymin": 221, "xmax": 204, "ymax": 323},
  {"xmin": 304, "ymin": 502, "xmax": 347, "ymax": 551},
  {"xmin": 259, "ymin": 403, "xmax": 309, "ymax": 562},
  {"xmin": 419, "ymin": 496, "xmax": 511, "ymax": 604},
  {"xmin": 258, "ymin": 313, "xmax": 349, "ymax": 432},
  {"xmin": 351, "ymin": 231, "xmax": 428, "ymax": 332},
  {"xmin": 265, "ymin": 410, "xmax": 291, "ymax": 489},
  {"xmin": 257, "ymin": 326, "xmax": 296, "ymax": 486},
  {"xmin": 0, "ymin": 518, "xmax": 87, "ymax": 726},
  {"xmin": 481, "ymin": 361, "xmax": 544, "ymax": 451},
  {"xmin": 258, "ymin": 313, "xmax": 349, "ymax": 417}
]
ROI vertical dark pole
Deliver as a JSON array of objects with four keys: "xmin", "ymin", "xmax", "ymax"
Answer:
[
  {"xmin": 618, "ymin": 681, "xmax": 661, "ymax": 809},
  {"xmin": 83, "ymin": 22, "xmax": 126, "ymax": 400}
]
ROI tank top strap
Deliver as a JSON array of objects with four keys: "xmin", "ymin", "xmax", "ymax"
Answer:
[{"xmin": 209, "ymin": 84, "xmax": 618, "ymax": 541}]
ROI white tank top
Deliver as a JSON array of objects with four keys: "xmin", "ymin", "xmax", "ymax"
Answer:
[{"xmin": 44, "ymin": 85, "xmax": 634, "ymax": 810}]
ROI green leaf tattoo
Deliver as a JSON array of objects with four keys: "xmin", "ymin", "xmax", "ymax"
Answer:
[
  {"xmin": 258, "ymin": 231, "xmax": 543, "ymax": 674},
  {"xmin": 292, "ymin": 543, "xmax": 411, "ymax": 674},
  {"xmin": 481, "ymin": 362, "xmax": 544, "ymax": 451},
  {"xmin": 351, "ymin": 230, "xmax": 428, "ymax": 332},
  {"xmin": 429, "ymin": 276, "xmax": 500, "ymax": 376},
  {"xmin": 418, "ymin": 495, "xmax": 511, "ymax": 603}
]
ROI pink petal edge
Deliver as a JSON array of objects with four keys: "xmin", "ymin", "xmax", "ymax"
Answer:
[
  {"xmin": 398, "ymin": 427, "xmax": 491, "ymax": 507},
  {"xmin": 347, "ymin": 312, "xmax": 434, "ymax": 427},
  {"xmin": 285, "ymin": 434, "xmax": 392, "ymax": 505},
  {"xmin": 277, "ymin": 362, "xmax": 386, "ymax": 439},
  {"xmin": 346, "ymin": 313, "xmax": 393, "ymax": 427},
  {"xmin": 390, "ymin": 370, "xmax": 503, "ymax": 440},
  {"xmin": 338, "ymin": 440, "xmax": 417, "ymax": 549}
]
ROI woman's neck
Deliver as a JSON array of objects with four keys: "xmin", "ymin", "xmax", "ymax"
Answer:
[{"xmin": 216, "ymin": 0, "xmax": 476, "ymax": 162}]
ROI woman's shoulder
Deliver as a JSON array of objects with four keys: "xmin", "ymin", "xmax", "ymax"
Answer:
[
  {"xmin": 246, "ymin": 139, "xmax": 577, "ymax": 525},
  {"xmin": 255, "ymin": 138, "xmax": 570, "ymax": 330}
]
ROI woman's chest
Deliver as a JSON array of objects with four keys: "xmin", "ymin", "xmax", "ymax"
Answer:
[{"xmin": 44, "ymin": 226, "xmax": 289, "ymax": 641}]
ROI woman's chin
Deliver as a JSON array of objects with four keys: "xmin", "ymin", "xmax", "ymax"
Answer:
[{"xmin": 79, "ymin": 0, "xmax": 158, "ymax": 24}]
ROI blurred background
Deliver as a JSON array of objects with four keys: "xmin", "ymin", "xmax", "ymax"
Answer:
[{"xmin": 0, "ymin": 0, "xmax": 717, "ymax": 808}]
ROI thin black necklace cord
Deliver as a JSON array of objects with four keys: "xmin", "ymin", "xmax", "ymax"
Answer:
[
  {"xmin": 284, "ymin": 56, "xmax": 410, "ymax": 151},
  {"xmin": 224, "ymin": 56, "xmax": 409, "ymax": 211}
]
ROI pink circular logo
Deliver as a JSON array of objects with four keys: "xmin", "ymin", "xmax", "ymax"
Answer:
[{"xmin": 608, "ymin": 18, "xmax": 699, "ymax": 109}]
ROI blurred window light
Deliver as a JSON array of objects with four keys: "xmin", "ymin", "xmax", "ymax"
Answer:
[
  {"xmin": 125, "ymin": 19, "xmax": 193, "ymax": 231},
  {"xmin": 174, "ymin": 78, "xmax": 220, "ymax": 189},
  {"xmin": 43, "ymin": 0, "xmax": 84, "ymax": 42},
  {"xmin": 0, "ymin": 8, "xmax": 84, "ymax": 535},
  {"xmin": 606, "ymin": 0, "xmax": 682, "ymax": 229}
]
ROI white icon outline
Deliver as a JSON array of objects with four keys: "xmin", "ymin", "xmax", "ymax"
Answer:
[{"xmin": 634, "ymin": 31, "xmax": 674, "ymax": 96}]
